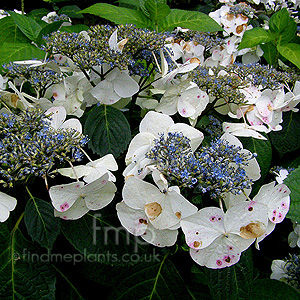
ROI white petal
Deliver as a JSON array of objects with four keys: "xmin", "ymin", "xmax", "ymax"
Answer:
[
  {"xmin": 45, "ymin": 106, "xmax": 66, "ymax": 129},
  {"xmin": 256, "ymin": 220, "xmax": 276, "ymax": 248},
  {"xmin": 223, "ymin": 122, "xmax": 268, "ymax": 140},
  {"xmin": 141, "ymin": 224, "xmax": 178, "ymax": 247},
  {"xmin": 113, "ymin": 72, "xmax": 139, "ymax": 98},
  {"xmin": 151, "ymin": 169, "xmax": 168, "ymax": 192},
  {"xmin": 270, "ymin": 260, "xmax": 288, "ymax": 280},
  {"xmin": 181, "ymin": 207, "xmax": 225, "ymax": 250},
  {"xmin": 253, "ymin": 182, "xmax": 290, "ymax": 223},
  {"xmin": 125, "ymin": 132, "xmax": 154, "ymax": 164},
  {"xmin": 116, "ymin": 201, "xmax": 148, "ymax": 236},
  {"xmin": 0, "ymin": 203, "xmax": 10, "ymax": 222},
  {"xmin": 108, "ymin": 29, "xmax": 118, "ymax": 51},
  {"xmin": 156, "ymin": 96, "xmax": 178, "ymax": 116},
  {"xmin": 139, "ymin": 111, "xmax": 174, "ymax": 135},
  {"xmin": 221, "ymin": 132, "xmax": 243, "ymax": 148},
  {"xmin": 84, "ymin": 174, "xmax": 117, "ymax": 210},
  {"xmin": 177, "ymin": 98, "xmax": 196, "ymax": 117},
  {"xmin": 168, "ymin": 123, "xmax": 204, "ymax": 151},
  {"xmin": 160, "ymin": 48, "xmax": 169, "ymax": 77},
  {"xmin": 57, "ymin": 165, "xmax": 90, "ymax": 180},
  {"xmin": 168, "ymin": 189, "xmax": 198, "ymax": 219},
  {"xmin": 49, "ymin": 182, "xmax": 84, "ymax": 212},
  {"xmin": 91, "ymin": 154, "xmax": 118, "ymax": 171},
  {"xmin": 0, "ymin": 191, "xmax": 17, "ymax": 211},
  {"xmin": 60, "ymin": 118, "xmax": 82, "ymax": 133},
  {"xmin": 189, "ymin": 235, "xmax": 242, "ymax": 268},
  {"xmin": 149, "ymin": 196, "xmax": 180, "ymax": 230},
  {"xmin": 224, "ymin": 200, "xmax": 269, "ymax": 238},
  {"xmin": 54, "ymin": 196, "xmax": 89, "ymax": 220},
  {"xmin": 240, "ymin": 149, "xmax": 261, "ymax": 181},
  {"xmin": 90, "ymin": 80, "xmax": 120, "ymax": 104},
  {"xmin": 122, "ymin": 177, "xmax": 162, "ymax": 210}
]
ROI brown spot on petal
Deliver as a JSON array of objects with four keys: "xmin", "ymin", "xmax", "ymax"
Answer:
[
  {"xmin": 246, "ymin": 104, "xmax": 255, "ymax": 114},
  {"xmin": 118, "ymin": 38, "xmax": 128, "ymax": 52},
  {"xmin": 226, "ymin": 13, "xmax": 235, "ymax": 21},
  {"xmin": 236, "ymin": 24, "xmax": 245, "ymax": 35},
  {"xmin": 182, "ymin": 42, "xmax": 191, "ymax": 52},
  {"xmin": 193, "ymin": 241, "xmax": 201, "ymax": 248},
  {"xmin": 139, "ymin": 218, "xmax": 148, "ymax": 225},
  {"xmin": 145, "ymin": 202, "xmax": 162, "ymax": 220},
  {"xmin": 190, "ymin": 57, "xmax": 201, "ymax": 64},
  {"xmin": 175, "ymin": 212, "xmax": 181, "ymax": 219},
  {"xmin": 125, "ymin": 175, "xmax": 134, "ymax": 181},
  {"xmin": 11, "ymin": 94, "xmax": 19, "ymax": 107},
  {"xmin": 240, "ymin": 222, "xmax": 265, "ymax": 239},
  {"xmin": 240, "ymin": 14, "xmax": 248, "ymax": 21}
]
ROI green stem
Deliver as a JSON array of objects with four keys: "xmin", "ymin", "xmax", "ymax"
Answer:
[
  {"xmin": 25, "ymin": 185, "xmax": 34, "ymax": 200},
  {"xmin": 21, "ymin": 0, "xmax": 25, "ymax": 14}
]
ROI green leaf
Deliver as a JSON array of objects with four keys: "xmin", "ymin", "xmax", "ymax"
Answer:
[
  {"xmin": 27, "ymin": 8, "xmax": 51, "ymax": 20},
  {"xmin": 119, "ymin": 0, "xmax": 140, "ymax": 9},
  {"xmin": 61, "ymin": 211, "xmax": 151, "ymax": 266},
  {"xmin": 251, "ymin": 279, "xmax": 300, "ymax": 299},
  {"xmin": 270, "ymin": 111, "xmax": 300, "ymax": 155},
  {"xmin": 36, "ymin": 21, "xmax": 64, "ymax": 45},
  {"xmin": 261, "ymin": 41, "xmax": 278, "ymax": 66},
  {"xmin": 269, "ymin": 8, "xmax": 297, "ymax": 45},
  {"xmin": 238, "ymin": 27, "xmax": 273, "ymax": 50},
  {"xmin": 58, "ymin": 5, "xmax": 84, "ymax": 18},
  {"xmin": 205, "ymin": 248, "xmax": 253, "ymax": 300},
  {"xmin": 83, "ymin": 104, "xmax": 131, "ymax": 158},
  {"xmin": 144, "ymin": 0, "xmax": 171, "ymax": 23},
  {"xmin": 285, "ymin": 166, "xmax": 300, "ymax": 222},
  {"xmin": 0, "ymin": 226, "xmax": 56, "ymax": 299},
  {"xmin": 158, "ymin": 9, "xmax": 222, "ymax": 32},
  {"xmin": 24, "ymin": 197, "xmax": 61, "ymax": 249},
  {"xmin": 0, "ymin": 16, "xmax": 30, "ymax": 47},
  {"xmin": 277, "ymin": 43, "xmax": 300, "ymax": 70},
  {"xmin": 0, "ymin": 42, "xmax": 45, "ymax": 68},
  {"xmin": 80, "ymin": 3, "xmax": 153, "ymax": 29},
  {"xmin": 9, "ymin": 10, "xmax": 42, "ymax": 42},
  {"xmin": 108, "ymin": 256, "xmax": 190, "ymax": 300}
]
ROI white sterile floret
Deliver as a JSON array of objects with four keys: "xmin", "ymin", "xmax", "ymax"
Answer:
[
  {"xmin": 49, "ymin": 173, "xmax": 117, "ymax": 220},
  {"xmin": 0, "ymin": 74, "xmax": 7, "ymax": 90},
  {"xmin": 155, "ymin": 79, "xmax": 209, "ymax": 123},
  {"xmin": 181, "ymin": 201, "xmax": 269, "ymax": 269},
  {"xmin": 57, "ymin": 154, "xmax": 118, "ymax": 184},
  {"xmin": 284, "ymin": 80, "xmax": 300, "ymax": 112},
  {"xmin": 270, "ymin": 260, "xmax": 289, "ymax": 281},
  {"xmin": 275, "ymin": 169, "xmax": 289, "ymax": 184},
  {"xmin": 108, "ymin": 29, "xmax": 128, "ymax": 54},
  {"xmin": 44, "ymin": 106, "xmax": 82, "ymax": 133},
  {"xmin": 45, "ymin": 72, "xmax": 92, "ymax": 117},
  {"xmin": 253, "ymin": 181, "xmax": 290, "ymax": 247},
  {"xmin": 0, "ymin": 191, "xmax": 17, "ymax": 222},
  {"xmin": 90, "ymin": 64, "xmax": 139, "ymax": 105},
  {"xmin": 123, "ymin": 111, "xmax": 204, "ymax": 178},
  {"xmin": 223, "ymin": 121, "xmax": 269, "ymax": 140},
  {"xmin": 116, "ymin": 176, "xmax": 198, "ymax": 247},
  {"xmin": 253, "ymin": 181, "xmax": 290, "ymax": 224},
  {"xmin": 288, "ymin": 223, "xmax": 300, "ymax": 248}
]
